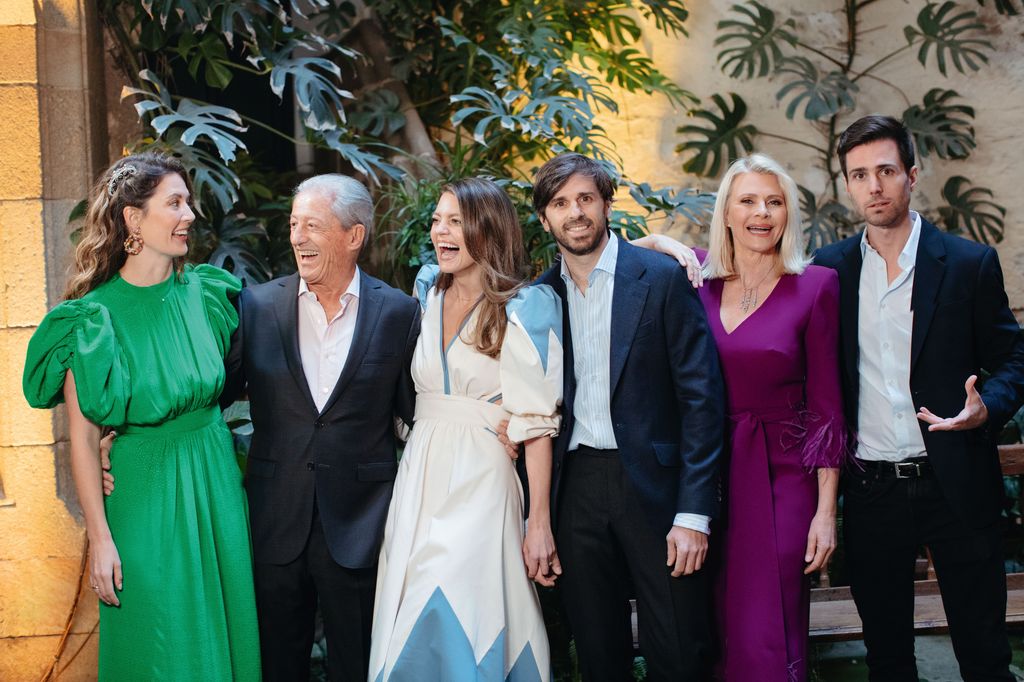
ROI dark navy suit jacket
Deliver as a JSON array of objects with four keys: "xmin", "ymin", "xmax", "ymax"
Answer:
[
  {"xmin": 815, "ymin": 219, "xmax": 1024, "ymax": 529},
  {"xmin": 537, "ymin": 238, "xmax": 726, "ymax": 533},
  {"xmin": 222, "ymin": 270, "xmax": 420, "ymax": 568}
]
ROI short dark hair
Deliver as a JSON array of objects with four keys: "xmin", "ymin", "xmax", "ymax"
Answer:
[
  {"xmin": 837, "ymin": 115, "xmax": 916, "ymax": 178},
  {"xmin": 532, "ymin": 153, "xmax": 616, "ymax": 217}
]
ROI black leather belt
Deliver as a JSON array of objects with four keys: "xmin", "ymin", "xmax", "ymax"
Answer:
[
  {"xmin": 856, "ymin": 458, "xmax": 932, "ymax": 479},
  {"xmin": 573, "ymin": 445, "xmax": 618, "ymax": 458}
]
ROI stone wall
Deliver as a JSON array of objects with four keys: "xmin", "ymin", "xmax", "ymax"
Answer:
[
  {"xmin": 596, "ymin": 1, "xmax": 1024, "ymax": 313},
  {"xmin": 0, "ymin": 1, "xmax": 106, "ymax": 679}
]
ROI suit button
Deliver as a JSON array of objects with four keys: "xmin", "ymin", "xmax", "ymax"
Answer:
[
  {"xmin": 315, "ymin": 420, "xmax": 325, "ymax": 428},
  {"xmin": 306, "ymin": 462, "xmax": 315, "ymax": 471}
]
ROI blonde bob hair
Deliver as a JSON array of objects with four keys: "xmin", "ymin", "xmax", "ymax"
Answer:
[{"xmin": 703, "ymin": 153, "xmax": 810, "ymax": 280}]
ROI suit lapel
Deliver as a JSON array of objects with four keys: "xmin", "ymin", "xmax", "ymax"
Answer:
[
  {"xmin": 273, "ymin": 273, "xmax": 318, "ymax": 413},
  {"xmin": 835, "ymin": 237, "xmax": 864, "ymax": 393},
  {"xmin": 609, "ymin": 243, "xmax": 649, "ymax": 397},
  {"xmin": 910, "ymin": 221, "xmax": 946, "ymax": 374},
  {"xmin": 320, "ymin": 271, "xmax": 384, "ymax": 415}
]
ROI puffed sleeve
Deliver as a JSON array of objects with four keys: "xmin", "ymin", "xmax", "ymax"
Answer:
[
  {"xmin": 22, "ymin": 299, "xmax": 130, "ymax": 425},
  {"xmin": 501, "ymin": 285, "xmax": 563, "ymax": 443},
  {"xmin": 192, "ymin": 264, "xmax": 242, "ymax": 357},
  {"xmin": 800, "ymin": 268, "xmax": 849, "ymax": 469},
  {"xmin": 412, "ymin": 264, "xmax": 440, "ymax": 311}
]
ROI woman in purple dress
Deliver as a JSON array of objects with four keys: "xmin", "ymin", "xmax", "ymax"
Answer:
[{"xmin": 649, "ymin": 153, "xmax": 846, "ymax": 680}]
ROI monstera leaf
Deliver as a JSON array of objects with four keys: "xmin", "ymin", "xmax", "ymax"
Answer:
[
  {"xmin": 905, "ymin": 2, "xmax": 992, "ymax": 76},
  {"xmin": 206, "ymin": 215, "xmax": 271, "ymax": 286},
  {"xmin": 676, "ymin": 93, "xmax": 757, "ymax": 177},
  {"xmin": 626, "ymin": 181, "xmax": 716, "ymax": 228},
  {"xmin": 319, "ymin": 132, "xmax": 403, "ymax": 182},
  {"xmin": 715, "ymin": 1, "xmax": 796, "ymax": 79},
  {"xmin": 800, "ymin": 186, "xmax": 854, "ymax": 251},
  {"xmin": 161, "ymin": 129, "xmax": 241, "ymax": 217},
  {"xmin": 775, "ymin": 57, "xmax": 858, "ymax": 121},
  {"xmin": 269, "ymin": 56, "xmax": 352, "ymax": 132},
  {"xmin": 139, "ymin": 0, "xmax": 210, "ymax": 29},
  {"xmin": 938, "ymin": 176, "xmax": 1006, "ymax": 244},
  {"xmin": 976, "ymin": 0, "xmax": 1021, "ymax": 15},
  {"xmin": 349, "ymin": 89, "xmax": 406, "ymax": 138},
  {"xmin": 122, "ymin": 70, "xmax": 248, "ymax": 164},
  {"xmin": 902, "ymin": 89, "xmax": 976, "ymax": 160}
]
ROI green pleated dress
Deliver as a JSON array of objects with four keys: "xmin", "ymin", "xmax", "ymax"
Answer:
[{"xmin": 23, "ymin": 264, "xmax": 261, "ymax": 681}]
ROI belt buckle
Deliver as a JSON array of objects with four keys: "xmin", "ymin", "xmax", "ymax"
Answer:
[{"xmin": 894, "ymin": 461, "xmax": 920, "ymax": 479}]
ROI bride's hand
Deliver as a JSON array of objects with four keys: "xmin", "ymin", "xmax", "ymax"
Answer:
[
  {"xmin": 522, "ymin": 522, "xmax": 561, "ymax": 587},
  {"xmin": 631, "ymin": 234, "xmax": 703, "ymax": 287}
]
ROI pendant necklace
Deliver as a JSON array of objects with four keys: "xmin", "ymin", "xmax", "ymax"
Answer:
[{"xmin": 739, "ymin": 267, "xmax": 775, "ymax": 314}]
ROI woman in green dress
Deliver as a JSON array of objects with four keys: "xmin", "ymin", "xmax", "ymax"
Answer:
[{"xmin": 22, "ymin": 153, "xmax": 261, "ymax": 680}]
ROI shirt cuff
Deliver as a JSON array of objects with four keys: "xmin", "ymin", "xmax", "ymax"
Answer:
[{"xmin": 673, "ymin": 513, "xmax": 711, "ymax": 535}]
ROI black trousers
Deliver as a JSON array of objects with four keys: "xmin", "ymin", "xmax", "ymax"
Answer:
[
  {"xmin": 254, "ymin": 504, "xmax": 377, "ymax": 682},
  {"xmin": 844, "ymin": 463, "xmax": 1012, "ymax": 682},
  {"xmin": 556, "ymin": 447, "xmax": 713, "ymax": 682}
]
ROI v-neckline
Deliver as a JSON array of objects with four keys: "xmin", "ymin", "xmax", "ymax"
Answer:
[
  {"xmin": 713, "ymin": 274, "xmax": 787, "ymax": 336},
  {"xmin": 439, "ymin": 290, "xmax": 483, "ymax": 353}
]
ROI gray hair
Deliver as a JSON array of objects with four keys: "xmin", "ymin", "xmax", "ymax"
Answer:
[
  {"xmin": 703, "ymin": 153, "xmax": 810, "ymax": 280},
  {"xmin": 294, "ymin": 174, "xmax": 374, "ymax": 248}
]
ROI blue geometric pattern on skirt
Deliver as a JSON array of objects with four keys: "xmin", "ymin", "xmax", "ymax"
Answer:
[{"xmin": 378, "ymin": 586, "xmax": 543, "ymax": 681}]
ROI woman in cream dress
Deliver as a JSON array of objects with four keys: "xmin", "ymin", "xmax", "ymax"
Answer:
[{"xmin": 369, "ymin": 178, "xmax": 563, "ymax": 681}]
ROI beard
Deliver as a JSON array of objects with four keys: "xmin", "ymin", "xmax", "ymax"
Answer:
[{"xmin": 551, "ymin": 217, "xmax": 608, "ymax": 257}]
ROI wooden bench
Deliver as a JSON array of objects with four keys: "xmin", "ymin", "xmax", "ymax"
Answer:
[{"xmin": 809, "ymin": 443, "xmax": 1024, "ymax": 641}]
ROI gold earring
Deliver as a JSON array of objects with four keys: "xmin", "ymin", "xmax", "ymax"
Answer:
[{"xmin": 124, "ymin": 228, "xmax": 144, "ymax": 255}]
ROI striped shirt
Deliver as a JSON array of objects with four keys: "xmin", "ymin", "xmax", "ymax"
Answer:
[
  {"xmin": 560, "ymin": 233, "xmax": 709, "ymax": 534},
  {"xmin": 562, "ymin": 232, "xmax": 619, "ymax": 451}
]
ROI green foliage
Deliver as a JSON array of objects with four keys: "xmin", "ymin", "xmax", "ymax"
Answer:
[
  {"xmin": 905, "ymin": 2, "xmax": 992, "ymax": 76},
  {"xmin": 902, "ymin": 89, "xmax": 976, "ymax": 160},
  {"xmin": 715, "ymin": 1, "xmax": 796, "ymax": 79},
  {"xmin": 676, "ymin": 94, "xmax": 758, "ymax": 176},
  {"xmin": 101, "ymin": 0, "xmax": 705, "ymax": 286},
  {"xmin": 938, "ymin": 176, "xmax": 1006, "ymax": 243},
  {"xmin": 977, "ymin": 0, "xmax": 1022, "ymax": 15},
  {"xmin": 681, "ymin": 0, "xmax": 1008, "ymax": 246},
  {"xmin": 775, "ymin": 57, "xmax": 858, "ymax": 122}
]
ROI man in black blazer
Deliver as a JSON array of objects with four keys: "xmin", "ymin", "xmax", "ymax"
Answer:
[
  {"xmin": 814, "ymin": 115, "xmax": 1024, "ymax": 681},
  {"xmin": 222, "ymin": 175, "xmax": 419, "ymax": 682},
  {"xmin": 531, "ymin": 153, "xmax": 724, "ymax": 681}
]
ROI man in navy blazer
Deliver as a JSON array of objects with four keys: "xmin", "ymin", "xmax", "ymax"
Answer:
[
  {"xmin": 532, "ymin": 153, "xmax": 724, "ymax": 681},
  {"xmin": 814, "ymin": 115, "xmax": 1024, "ymax": 681},
  {"xmin": 221, "ymin": 175, "xmax": 420, "ymax": 682}
]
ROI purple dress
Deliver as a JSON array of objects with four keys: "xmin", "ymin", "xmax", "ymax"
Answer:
[{"xmin": 698, "ymin": 259, "xmax": 846, "ymax": 682}]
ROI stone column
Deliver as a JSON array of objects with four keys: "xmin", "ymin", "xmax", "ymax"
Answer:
[{"xmin": 0, "ymin": 0, "xmax": 107, "ymax": 679}]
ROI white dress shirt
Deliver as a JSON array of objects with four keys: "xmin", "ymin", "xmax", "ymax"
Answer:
[
  {"xmin": 561, "ymin": 234, "xmax": 709, "ymax": 534},
  {"xmin": 297, "ymin": 269, "xmax": 361, "ymax": 413},
  {"xmin": 856, "ymin": 212, "xmax": 928, "ymax": 462}
]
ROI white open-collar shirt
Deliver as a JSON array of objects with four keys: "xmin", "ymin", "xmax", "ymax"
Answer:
[
  {"xmin": 856, "ymin": 211, "xmax": 928, "ymax": 461},
  {"xmin": 561, "ymin": 233, "xmax": 709, "ymax": 534},
  {"xmin": 297, "ymin": 268, "xmax": 361, "ymax": 412}
]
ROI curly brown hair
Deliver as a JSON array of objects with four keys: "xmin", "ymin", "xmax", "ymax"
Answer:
[{"xmin": 64, "ymin": 153, "xmax": 191, "ymax": 300}]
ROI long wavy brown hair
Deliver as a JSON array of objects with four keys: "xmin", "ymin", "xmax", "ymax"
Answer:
[
  {"xmin": 64, "ymin": 153, "xmax": 192, "ymax": 300},
  {"xmin": 435, "ymin": 178, "xmax": 528, "ymax": 358}
]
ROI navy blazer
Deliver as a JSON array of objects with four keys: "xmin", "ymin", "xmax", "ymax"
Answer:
[
  {"xmin": 222, "ymin": 271, "xmax": 420, "ymax": 568},
  {"xmin": 815, "ymin": 219, "xmax": 1024, "ymax": 529},
  {"xmin": 537, "ymin": 238, "xmax": 725, "ymax": 533}
]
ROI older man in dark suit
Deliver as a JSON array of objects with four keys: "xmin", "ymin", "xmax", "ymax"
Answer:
[
  {"xmin": 814, "ymin": 115, "xmax": 1024, "ymax": 681},
  {"xmin": 221, "ymin": 174, "xmax": 420, "ymax": 682}
]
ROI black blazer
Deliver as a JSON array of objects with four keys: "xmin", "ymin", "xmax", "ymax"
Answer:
[
  {"xmin": 537, "ymin": 239, "xmax": 725, "ymax": 533},
  {"xmin": 222, "ymin": 271, "xmax": 420, "ymax": 568},
  {"xmin": 814, "ymin": 219, "xmax": 1024, "ymax": 529}
]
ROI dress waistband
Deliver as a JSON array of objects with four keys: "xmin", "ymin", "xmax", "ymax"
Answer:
[
  {"xmin": 728, "ymin": 406, "xmax": 801, "ymax": 424},
  {"xmin": 414, "ymin": 393, "xmax": 507, "ymax": 430},
  {"xmin": 119, "ymin": 405, "xmax": 222, "ymax": 436}
]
